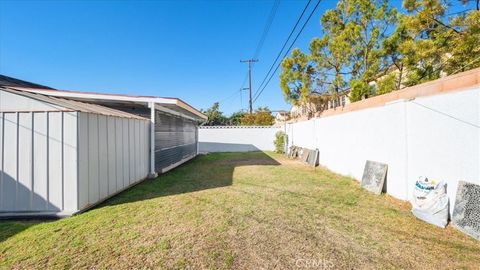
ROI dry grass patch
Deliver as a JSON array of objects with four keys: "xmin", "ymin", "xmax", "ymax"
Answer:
[{"xmin": 1, "ymin": 152, "xmax": 479, "ymax": 269}]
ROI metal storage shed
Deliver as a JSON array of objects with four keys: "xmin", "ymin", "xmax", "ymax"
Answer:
[{"xmin": 0, "ymin": 87, "xmax": 150, "ymax": 217}]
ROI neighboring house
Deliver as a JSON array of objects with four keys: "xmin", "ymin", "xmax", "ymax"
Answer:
[
  {"xmin": 274, "ymin": 110, "xmax": 289, "ymax": 125},
  {"xmin": 290, "ymin": 91, "xmax": 351, "ymax": 119},
  {"xmin": 326, "ymin": 90, "xmax": 350, "ymax": 109}
]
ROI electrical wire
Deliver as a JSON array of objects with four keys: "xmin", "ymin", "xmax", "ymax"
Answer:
[
  {"xmin": 253, "ymin": 0, "xmax": 281, "ymax": 59},
  {"xmin": 253, "ymin": 0, "xmax": 321, "ymax": 103},
  {"xmin": 251, "ymin": 0, "xmax": 313, "ymax": 100},
  {"xmin": 233, "ymin": 0, "xmax": 280, "ymax": 112}
]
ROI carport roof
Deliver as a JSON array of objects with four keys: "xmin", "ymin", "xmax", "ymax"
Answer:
[{"xmin": 5, "ymin": 86, "xmax": 207, "ymax": 121}]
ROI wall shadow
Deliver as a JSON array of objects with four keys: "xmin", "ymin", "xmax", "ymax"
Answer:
[
  {"xmin": 102, "ymin": 148, "xmax": 280, "ymax": 207},
  {"xmin": 199, "ymin": 142, "xmax": 266, "ymax": 153}
]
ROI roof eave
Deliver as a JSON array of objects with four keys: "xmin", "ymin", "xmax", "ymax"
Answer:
[{"xmin": 7, "ymin": 86, "xmax": 207, "ymax": 121}]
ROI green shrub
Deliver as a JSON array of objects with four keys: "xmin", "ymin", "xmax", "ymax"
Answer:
[{"xmin": 274, "ymin": 131, "xmax": 288, "ymax": 154}]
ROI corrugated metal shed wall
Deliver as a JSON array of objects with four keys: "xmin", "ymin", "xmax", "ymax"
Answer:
[
  {"xmin": 0, "ymin": 111, "xmax": 78, "ymax": 213},
  {"xmin": 155, "ymin": 111, "xmax": 197, "ymax": 172},
  {"xmin": 0, "ymin": 89, "xmax": 150, "ymax": 215},
  {"xmin": 77, "ymin": 112, "xmax": 149, "ymax": 210}
]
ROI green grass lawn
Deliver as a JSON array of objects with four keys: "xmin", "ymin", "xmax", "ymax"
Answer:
[{"xmin": 1, "ymin": 152, "xmax": 479, "ymax": 269}]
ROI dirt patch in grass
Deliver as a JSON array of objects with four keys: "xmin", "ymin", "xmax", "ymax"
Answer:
[{"xmin": 1, "ymin": 152, "xmax": 479, "ymax": 269}]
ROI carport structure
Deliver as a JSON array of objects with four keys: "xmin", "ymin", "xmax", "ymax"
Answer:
[
  {"xmin": 0, "ymin": 76, "xmax": 206, "ymax": 217},
  {"xmin": 6, "ymin": 86, "xmax": 207, "ymax": 176}
]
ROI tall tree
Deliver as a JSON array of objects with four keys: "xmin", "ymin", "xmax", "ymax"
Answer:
[
  {"xmin": 240, "ymin": 107, "xmax": 274, "ymax": 126},
  {"xmin": 280, "ymin": 48, "xmax": 315, "ymax": 106},
  {"xmin": 279, "ymin": 0, "xmax": 479, "ymax": 108},
  {"xmin": 321, "ymin": 0, "xmax": 397, "ymax": 101},
  {"xmin": 281, "ymin": 0, "xmax": 398, "ymax": 104},
  {"xmin": 441, "ymin": 6, "xmax": 480, "ymax": 74},
  {"xmin": 254, "ymin": 107, "xmax": 275, "ymax": 126},
  {"xmin": 398, "ymin": 0, "xmax": 479, "ymax": 86},
  {"xmin": 227, "ymin": 111, "xmax": 246, "ymax": 126},
  {"xmin": 201, "ymin": 102, "xmax": 227, "ymax": 126}
]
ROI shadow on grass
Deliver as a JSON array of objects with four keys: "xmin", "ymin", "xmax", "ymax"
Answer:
[
  {"xmin": 0, "ymin": 151, "xmax": 279, "ymax": 242},
  {"xmin": 102, "ymin": 151, "xmax": 280, "ymax": 207},
  {"xmin": 0, "ymin": 221, "xmax": 37, "ymax": 243}
]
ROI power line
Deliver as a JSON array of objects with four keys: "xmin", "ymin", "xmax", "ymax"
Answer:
[
  {"xmin": 253, "ymin": 0, "xmax": 321, "ymax": 103},
  {"xmin": 253, "ymin": 0, "xmax": 281, "ymax": 59},
  {"xmin": 235, "ymin": 0, "xmax": 280, "ymax": 112},
  {"xmin": 219, "ymin": 88, "xmax": 241, "ymax": 104},
  {"xmin": 252, "ymin": 0, "xmax": 313, "ymax": 100}
]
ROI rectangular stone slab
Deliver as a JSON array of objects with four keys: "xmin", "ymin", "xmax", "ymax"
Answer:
[
  {"xmin": 300, "ymin": 148, "xmax": 309, "ymax": 163},
  {"xmin": 361, "ymin": 160, "xmax": 388, "ymax": 195},
  {"xmin": 307, "ymin": 149, "xmax": 319, "ymax": 167},
  {"xmin": 452, "ymin": 181, "xmax": 480, "ymax": 240}
]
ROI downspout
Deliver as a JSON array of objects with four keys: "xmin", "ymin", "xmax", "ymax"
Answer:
[{"xmin": 148, "ymin": 102, "xmax": 158, "ymax": 178}]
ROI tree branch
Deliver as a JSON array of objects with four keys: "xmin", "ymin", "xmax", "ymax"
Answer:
[{"xmin": 432, "ymin": 17, "xmax": 460, "ymax": 34}]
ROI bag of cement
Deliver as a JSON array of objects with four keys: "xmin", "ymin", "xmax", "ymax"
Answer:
[{"xmin": 411, "ymin": 176, "xmax": 449, "ymax": 228}]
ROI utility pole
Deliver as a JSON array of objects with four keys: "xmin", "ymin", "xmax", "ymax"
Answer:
[
  {"xmin": 241, "ymin": 87, "xmax": 248, "ymax": 112},
  {"xmin": 240, "ymin": 59, "xmax": 258, "ymax": 114}
]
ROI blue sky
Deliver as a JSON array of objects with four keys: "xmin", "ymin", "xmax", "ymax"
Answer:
[{"xmin": 0, "ymin": 0, "xmax": 474, "ymax": 115}]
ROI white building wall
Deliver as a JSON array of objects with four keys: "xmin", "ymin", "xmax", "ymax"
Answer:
[
  {"xmin": 77, "ymin": 112, "xmax": 150, "ymax": 211},
  {"xmin": 198, "ymin": 126, "xmax": 281, "ymax": 153},
  {"xmin": 285, "ymin": 86, "xmax": 480, "ymax": 212}
]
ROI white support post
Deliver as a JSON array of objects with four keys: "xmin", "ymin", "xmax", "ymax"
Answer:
[{"xmin": 148, "ymin": 102, "xmax": 158, "ymax": 178}]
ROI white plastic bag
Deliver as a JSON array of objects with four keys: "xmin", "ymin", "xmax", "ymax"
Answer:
[{"xmin": 411, "ymin": 176, "xmax": 449, "ymax": 228}]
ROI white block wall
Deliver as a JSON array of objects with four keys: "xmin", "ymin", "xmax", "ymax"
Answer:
[
  {"xmin": 285, "ymin": 86, "xmax": 480, "ymax": 212},
  {"xmin": 198, "ymin": 126, "xmax": 281, "ymax": 153}
]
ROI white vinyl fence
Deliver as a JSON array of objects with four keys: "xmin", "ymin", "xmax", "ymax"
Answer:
[
  {"xmin": 198, "ymin": 126, "xmax": 281, "ymax": 153},
  {"xmin": 285, "ymin": 86, "xmax": 480, "ymax": 213}
]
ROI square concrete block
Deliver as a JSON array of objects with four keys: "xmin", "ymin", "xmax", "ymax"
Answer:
[
  {"xmin": 361, "ymin": 160, "xmax": 388, "ymax": 195},
  {"xmin": 452, "ymin": 181, "xmax": 480, "ymax": 240}
]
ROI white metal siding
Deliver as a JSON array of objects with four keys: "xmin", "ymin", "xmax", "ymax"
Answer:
[
  {"xmin": 0, "ymin": 90, "xmax": 64, "ymax": 112},
  {"xmin": 63, "ymin": 112, "xmax": 77, "ymax": 211},
  {"xmin": 1, "ymin": 89, "xmax": 150, "ymax": 216},
  {"xmin": 87, "ymin": 113, "xmax": 99, "ymax": 205},
  {"xmin": 0, "ymin": 111, "xmax": 78, "ymax": 213},
  {"xmin": 76, "ymin": 112, "xmax": 149, "ymax": 212},
  {"xmin": 33, "ymin": 113, "xmax": 49, "ymax": 211},
  {"xmin": 98, "ymin": 115, "xmax": 109, "ymax": 200},
  {"xmin": 77, "ymin": 112, "xmax": 89, "ymax": 210},
  {"xmin": 107, "ymin": 117, "xmax": 117, "ymax": 195},
  {"xmin": 2, "ymin": 113, "xmax": 17, "ymax": 211}
]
